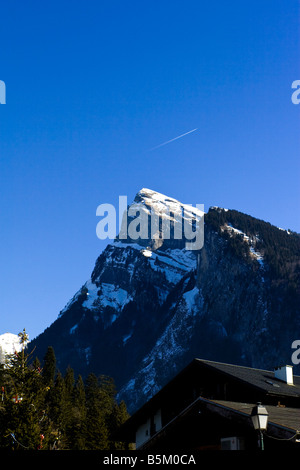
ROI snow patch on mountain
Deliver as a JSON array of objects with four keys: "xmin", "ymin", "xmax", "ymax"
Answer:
[
  {"xmin": 83, "ymin": 280, "xmax": 131, "ymax": 312},
  {"xmin": 147, "ymin": 248, "xmax": 197, "ymax": 285},
  {"xmin": 122, "ymin": 332, "xmax": 133, "ymax": 345},
  {"xmin": 249, "ymin": 246, "xmax": 264, "ymax": 266},
  {"xmin": 210, "ymin": 206, "xmax": 228, "ymax": 212},
  {"xmin": 222, "ymin": 223, "xmax": 264, "ymax": 267},
  {"xmin": 182, "ymin": 286, "xmax": 201, "ymax": 315}
]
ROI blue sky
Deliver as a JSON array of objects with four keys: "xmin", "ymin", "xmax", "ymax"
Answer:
[{"xmin": 0, "ymin": 1, "xmax": 299, "ymax": 340}]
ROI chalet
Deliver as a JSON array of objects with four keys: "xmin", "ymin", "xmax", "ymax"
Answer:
[{"xmin": 117, "ymin": 359, "xmax": 300, "ymax": 450}]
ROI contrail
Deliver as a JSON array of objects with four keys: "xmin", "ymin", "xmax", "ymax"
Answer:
[{"xmin": 149, "ymin": 128, "xmax": 198, "ymax": 151}]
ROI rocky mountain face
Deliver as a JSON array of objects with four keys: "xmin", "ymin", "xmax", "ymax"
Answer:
[{"xmin": 30, "ymin": 189, "xmax": 300, "ymax": 412}]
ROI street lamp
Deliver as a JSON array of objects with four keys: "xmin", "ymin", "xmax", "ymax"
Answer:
[{"xmin": 251, "ymin": 402, "xmax": 269, "ymax": 450}]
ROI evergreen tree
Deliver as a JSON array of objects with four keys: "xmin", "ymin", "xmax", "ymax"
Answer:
[
  {"xmin": 42, "ymin": 346, "xmax": 56, "ymax": 387},
  {"xmin": 85, "ymin": 373, "xmax": 109, "ymax": 450},
  {"xmin": 65, "ymin": 374, "xmax": 87, "ymax": 449},
  {"xmin": 64, "ymin": 366, "xmax": 75, "ymax": 398},
  {"xmin": 63, "ymin": 366, "xmax": 76, "ymax": 449},
  {"xmin": 47, "ymin": 371, "xmax": 68, "ymax": 448}
]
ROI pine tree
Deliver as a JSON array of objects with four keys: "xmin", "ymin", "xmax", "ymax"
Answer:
[
  {"xmin": 64, "ymin": 366, "xmax": 75, "ymax": 397},
  {"xmin": 47, "ymin": 371, "xmax": 68, "ymax": 448},
  {"xmin": 65, "ymin": 374, "xmax": 87, "ymax": 449},
  {"xmin": 85, "ymin": 373, "xmax": 109, "ymax": 449},
  {"xmin": 42, "ymin": 346, "xmax": 56, "ymax": 387},
  {"xmin": 63, "ymin": 366, "xmax": 76, "ymax": 449},
  {"xmin": 18, "ymin": 328, "xmax": 29, "ymax": 376}
]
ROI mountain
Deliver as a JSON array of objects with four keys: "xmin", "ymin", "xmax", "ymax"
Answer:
[
  {"xmin": 29, "ymin": 188, "xmax": 300, "ymax": 412},
  {"xmin": 0, "ymin": 333, "xmax": 22, "ymax": 364}
]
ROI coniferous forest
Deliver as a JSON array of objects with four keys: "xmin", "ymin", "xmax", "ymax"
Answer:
[{"xmin": 0, "ymin": 330, "xmax": 130, "ymax": 450}]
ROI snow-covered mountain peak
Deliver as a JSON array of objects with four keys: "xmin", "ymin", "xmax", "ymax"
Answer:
[
  {"xmin": 0, "ymin": 333, "xmax": 23, "ymax": 363},
  {"xmin": 135, "ymin": 188, "xmax": 204, "ymax": 218}
]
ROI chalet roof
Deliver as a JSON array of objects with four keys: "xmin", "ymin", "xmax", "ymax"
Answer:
[
  {"xmin": 138, "ymin": 398, "xmax": 300, "ymax": 449},
  {"xmin": 196, "ymin": 359, "xmax": 300, "ymax": 398},
  {"xmin": 118, "ymin": 358, "xmax": 300, "ymax": 440}
]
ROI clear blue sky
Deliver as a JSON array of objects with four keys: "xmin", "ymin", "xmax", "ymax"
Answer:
[{"xmin": 1, "ymin": 1, "xmax": 299, "ymax": 340}]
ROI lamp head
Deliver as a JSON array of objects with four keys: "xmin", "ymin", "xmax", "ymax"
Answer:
[{"xmin": 251, "ymin": 402, "xmax": 269, "ymax": 431}]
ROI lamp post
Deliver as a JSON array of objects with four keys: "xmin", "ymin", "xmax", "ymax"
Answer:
[{"xmin": 251, "ymin": 402, "xmax": 269, "ymax": 450}]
